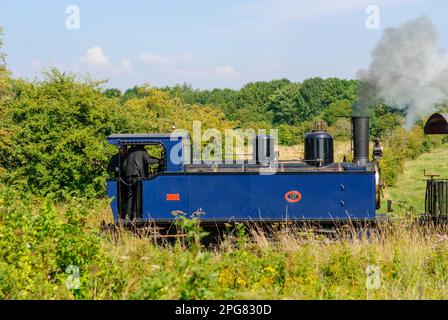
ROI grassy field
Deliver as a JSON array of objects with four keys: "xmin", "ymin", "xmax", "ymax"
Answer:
[
  {"xmin": 86, "ymin": 208, "xmax": 448, "ymax": 300},
  {"xmin": 84, "ymin": 143, "xmax": 448, "ymax": 300},
  {"xmin": 4, "ymin": 144, "xmax": 448, "ymax": 300},
  {"xmin": 383, "ymin": 144, "xmax": 448, "ymax": 215}
]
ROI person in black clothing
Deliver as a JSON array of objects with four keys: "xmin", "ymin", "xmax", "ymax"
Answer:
[
  {"xmin": 107, "ymin": 146, "xmax": 127, "ymax": 177},
  {"xmin": 107, "ymin": 146, "xmax": 128, "ymax": 219},
  {"xmin": 123, "ymin": 145, "xmax": 159, "ymax": 220}
]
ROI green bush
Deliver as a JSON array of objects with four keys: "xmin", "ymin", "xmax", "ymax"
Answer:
[
  {"xmin": 0, "ymin": 185, "xmax": 125, "ymax": 299},
  {"xmin": 380, "ymin": 147, "xmax": 403, "ymax": 186},
  {"xmin": 380, "ymin": 123, "xmax": 444, "ymax": 186},
  {"xmin": 0, "ymin": 71, "xmax": 129, "ymax": 200},
  {"xmin": 131, "ymin": 250, "xmax": 218, "ymax": 300},
  {"xmin": 0, "ymin": 74, "xmax": 237, "ymax": 200},
  {"xmin": 277, "ymin": 124, "xmax": 302, "ymax": 146}
]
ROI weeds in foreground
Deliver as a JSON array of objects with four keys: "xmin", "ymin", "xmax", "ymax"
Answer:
[{"xmin": 3, "ymin": 189, "xmax": 448, "ymax": 300}]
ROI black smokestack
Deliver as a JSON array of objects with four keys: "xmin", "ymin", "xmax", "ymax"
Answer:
[{"xmin": 352, "ymin": 116, "xmax": 369, "ymax": 165}]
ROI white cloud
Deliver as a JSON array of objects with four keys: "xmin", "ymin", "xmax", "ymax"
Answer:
[
  {"xmin": 79, "ymin": 47, "xmax": 132, "ymax": 76},
  {"xmin": 81, "ymin": 46, "xmax": 109, "ymax": 67},
  {"xmin": 138, "ymin": 51, "xmax": 195, "ymax": 66},
  {"xmin": 119, "ymin": 58, "xmax": 132, "ymax": 73},
  {"xmin": 138, "ymin": 52, "xmax": 171, "ymax": 65},
  {"xmin": 214, "ymin": 65, "xmax": 241, "ymax": 78}
]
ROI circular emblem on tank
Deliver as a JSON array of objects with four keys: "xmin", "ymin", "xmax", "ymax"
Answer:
[{"xmin": 285, "ymin": 190, "xmax": 302, "ymax": 203}]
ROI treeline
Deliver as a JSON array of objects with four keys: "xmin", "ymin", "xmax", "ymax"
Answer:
[
  {"xmin": 0, "ymin": 26, "xmax": 446, "ymax": 201},
  {"xmin": 111, "ymin": 78, "xmax": 401, "ymax": 145},
  {"xmin": 0, "ymin": 72, "xmax": 445, "ymax": 201},
  {"xmin": 107, "ymin": 80, "xmax": 447, "ymax": 187},
  {"xmin": 0, "ymin": 70, "xmax": 235, "ymax": 200}
]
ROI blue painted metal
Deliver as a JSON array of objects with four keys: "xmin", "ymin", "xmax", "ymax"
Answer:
[
  {"xmin": 106, "ymin": 134, "xmax": 377, "ymax": 223},
  {"xmin": 106, "ymin": 133, "xmax": 189, "ymax": 172},
  {"xmin": 106, "ymin": 179, "xmax": 119, "ymax": 220},
  {"xmin": 135, "ymin": 172, "xmax": 376, "ymax": 222}
]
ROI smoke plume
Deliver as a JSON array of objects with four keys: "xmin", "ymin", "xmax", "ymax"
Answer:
[{"xmin": 354, "ymin": 16, "xmax": 448, "ymax": 127}]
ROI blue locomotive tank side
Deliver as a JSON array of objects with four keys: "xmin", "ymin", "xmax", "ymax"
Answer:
[{"xmin": 139, "ymin": 172, "xmax": 376, "ymax": 222}]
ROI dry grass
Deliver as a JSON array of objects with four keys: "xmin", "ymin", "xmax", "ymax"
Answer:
[
  {"xmin": 278, "ymin": 141, "xmax": 351, "ymax": 162},
  {"xmin": 91, "ymin": 201, "xmax": 448, "ymax": 299},
  {"xmin": 56, "ymin": 144, "xmax": 448, "ymax": 300}
]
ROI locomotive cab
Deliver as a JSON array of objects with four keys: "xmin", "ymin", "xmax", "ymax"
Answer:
[{"xmin": 106, "ymin": 133, "xmax": 191, "ymax": 220}]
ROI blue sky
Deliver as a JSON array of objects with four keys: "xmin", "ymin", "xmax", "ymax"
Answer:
[{"xmin": 0, "ymin": 0, "xmax": 447, "ymax": 90}]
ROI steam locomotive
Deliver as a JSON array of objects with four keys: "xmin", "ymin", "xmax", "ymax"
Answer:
[{"xmin": 106, "ymin": 115, "xmax": 384, "ymax": 227}]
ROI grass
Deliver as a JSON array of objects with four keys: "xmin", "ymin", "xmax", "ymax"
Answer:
[
  {"xmin": 4, "ymin": 143, "xmax": 448, "ymax": 300},
  {"xmin": 278, "ymin": 141, "xmax": 351, "ymax": 162},
  {"xmin": 79, "ymin": 143, "xmax": 448, "ymax": 299},
  {"xmin": 383, "ymin": 144, "xmax": 448, "ymax": 215},
  {"xmin": 91, "ymin": 143, "xmax": 448, "ymax": 300},
  {"xmin": 91, "ymin": 220, "xmax": 448, "ymax": 299},
  {"xmin": 4, "ymin": 193, "xmax": 448, "ymax": 300}
]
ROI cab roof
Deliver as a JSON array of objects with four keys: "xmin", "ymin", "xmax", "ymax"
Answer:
[{"xmin": 106, "ymin": 133, "xmax": 190, "ymax": 145}]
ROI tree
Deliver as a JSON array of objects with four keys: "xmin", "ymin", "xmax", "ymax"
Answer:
[
  {"xmin": 0, "ymin": 69, "xmax": 128, "ymax": 200},
  {"xmin": 267, "ymin": 83, "xmax": 301, "ymax": 125},
  {"xmin": 121, "ymin": 85, "xmax": 149, "ymax": 102},
  {"xmin": 0, "ymin": 28, "xmax": 12, "ymax": 107},
  {"xmin": 322, "ymin": 100, "xmax": 352, "ymax": 126},
  {"xmin": 297, "ymin": 78, "xmax": 326, "ymax": 119},
  {"xmin": 369, "ymin": 103, "xmax": 404, "ymax": 138},
  {"xmin": 238, "ymin": 79, "xmax": 290, "ymax": 107},
  {"xmin": 321, "ymin": 78, "xmax": 358, "ymax": 105},
  {"xmin": 124, "ymin": 85, "xmax": 177, "ymax": 132},
  {"xmin": 294, "ymin": 78, "xmax": 358, "ymax": 124},
  {"xmin": 104, "ymin": 88, "xmax": 121, "ymax": 98}
]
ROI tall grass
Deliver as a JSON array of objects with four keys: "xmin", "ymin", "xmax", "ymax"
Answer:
[
  {"xmin": 98, "ymin": 212, "xmax": 448, "ymax": 300},
  {"xmin": 4, "ymin": 139, "xmax": 448, "ymax": 300},
  {"xmin": 278, "ymin": 141, "xmax": 351, "ymax": 162},
  {"xmin": 3, "ymin": 183, "xmax": 448, "ymax": 300}
]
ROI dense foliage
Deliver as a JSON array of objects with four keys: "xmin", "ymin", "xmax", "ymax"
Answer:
[
  {"xmin": 0, "ymin": 28, "xmax": 12, "ymax": 107},
  {"xmin": 0, "ymin": 69, "xmax": 444, "ymax": 197},
  {"xmin": 0, "ymin": 185, "xmax": 126, "ymax": 299},
  {"xmin": 161, "ymin": 77, "xmax": 359, "ymax": 130},
  {"xmin": 0, "ymin": 72, "xmax": 233, "ymax": 200},
  {"xmin": 380, "ymin": 123, "xmax": 444, "ymax": 186},
  {"xmin": 0, "ymin": 72, "xmax": 126, "ymax": 199},
  {"xmin": 3, "ymin": 191, "xmax": 448, "ymax": 299}
]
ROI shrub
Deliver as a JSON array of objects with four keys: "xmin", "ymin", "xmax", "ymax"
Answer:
[
  {"xmin": 380, "ymin": 123, "xmax": 444, "ymax": 186},
  {"xmin": 277, "ymin": 124, "xmax": 302, "ymax": 146},
  {"xmin": 0, "ymin": 71, "xmax": 128, "ymax": 200},
  {"xmin": 0, "ymin": 185, "xmax": 125, "ymax": 299}
]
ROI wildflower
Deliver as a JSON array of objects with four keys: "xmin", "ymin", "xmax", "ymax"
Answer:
[
  {"xmin": 236, "ymin": 277, "xmax": 246, "ymax": 286},
  {"xmin": 264, "ymin": 266, "xmax": 275, "ymax": 273}
]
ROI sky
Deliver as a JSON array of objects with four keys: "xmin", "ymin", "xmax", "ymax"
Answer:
[{"xmin": 0, "ymin": 0, "xmax": 447, "ymax": 91}]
